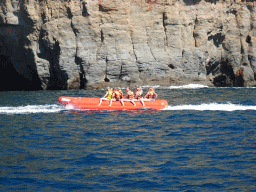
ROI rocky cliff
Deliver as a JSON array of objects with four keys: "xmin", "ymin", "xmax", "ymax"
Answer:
[{"xmin": 0, "ymin": 0, "xmax": 256, "ymax": 91}]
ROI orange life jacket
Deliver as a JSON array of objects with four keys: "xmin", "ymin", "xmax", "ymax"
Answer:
[
  {"xmin": 146, "ymin": 91, "xmax": 154, "ymax": 99},
  {"xmin": 113, "ymin": 91, "xmax": 121, "ymax": 99},
  {"xmin": 127, "ymin": 91, "xmax": 134, "ymax": 99},
  {"xmin": 135, "ymin": 91, "xmax": 142, "ymax": 99},
  {"xmin": 119, "ymin": 90, "xmax": 123, "ymax": 99}
]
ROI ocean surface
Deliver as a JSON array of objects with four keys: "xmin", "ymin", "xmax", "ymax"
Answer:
[{"xmin": 0, "ymin": 84, "xmax": 256, "ymax": 191}]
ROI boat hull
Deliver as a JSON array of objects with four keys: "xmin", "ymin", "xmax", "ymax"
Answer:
[{"xmin": 58, "ymin": 97, "xmax": 168, "ymax": 110}]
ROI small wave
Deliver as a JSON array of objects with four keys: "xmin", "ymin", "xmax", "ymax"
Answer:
[
  {"xmin": 94, "ymin": 85, "xmax": 256, "ymax": 90},
  {"xmin": 232, "ymin": 86, "xmax": 256, "ymax": 89},
  {"xmin": 0, "ymin": 104, "xmax": 65, "ymax": 115},
  {"xmin": 142, "ymin": 85, "xmax": 161, "ymax": 88},
  {"xmin": 167, "ymin": 84, "xmax": 209, "ymax": 89},
  {"xmin": 162, "ymin": 103, "xmax": 256, "ymax": 111}
]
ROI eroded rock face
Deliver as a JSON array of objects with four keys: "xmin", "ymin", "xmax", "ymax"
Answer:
[{"xmin": 0, "ymin": 0, "xmax": 256, "ymax": 90}]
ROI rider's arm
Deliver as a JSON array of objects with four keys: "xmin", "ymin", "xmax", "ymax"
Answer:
[
  {"xmin": 103, "ymin": 91, "xmax": 108, "ymax": 98},
  {"xmin": 134, "ymin": 93, "xmax": 138, "ymax": 99},
  {"xmin": 154, "ymin": 92, "xmax": 157, "ymax": 99},
  {"xmin": 144, "ymin": 92, "xmax": 149, "ymax": 99}
]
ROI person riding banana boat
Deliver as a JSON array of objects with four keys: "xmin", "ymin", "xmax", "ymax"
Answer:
[
  {"xmin": 134, "ymin": 86, "xmax": 145, "ymax": 106},
  {"xmin": 111, "ymin": 88, "xmax": 124, "ymax": 106},
  {"xmin": 144, "ymin": 87, "xmax": 157, "ymax": 101},
  {"xmin": 118, "ymin": 87, "xmax": 123, "ymax": 99},
  {"xmin": 98, "ymin": 87, "xmax": 113, "ymax": 106},
  {"xmin": 98, "ymin": 86, "xmax": 157, "ymax": 107},
  {"xmin": 121, "ymin": 87, "xmax": 136, "ymax": 106}
]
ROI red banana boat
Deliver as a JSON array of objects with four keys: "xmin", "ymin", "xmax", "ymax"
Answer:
[{"xmin": 58, "ymin": 97, "xmax": 168, "ymax": 110}]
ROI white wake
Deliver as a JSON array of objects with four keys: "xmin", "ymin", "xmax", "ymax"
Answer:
[
  {"xmin": 1, "ymin": 103, "xmax": 255, "ymax": 114},
  {"xmin": 162, "ymin": 103, "xmax": 256, "ymax": 111},
  {"xmin": 0, "ymin": 104, "xmax": 66, "ymax": 115},
  {"xmin": 103, "ymin": 84, "xmax": 256, "ymax": 90},
  {"xmin": 142, "ymin": 84, "xmax": 208, "ymax": 89},
  {"xmin": 167, "ymin": 84, "xmax": 209, "ymax": 89}
]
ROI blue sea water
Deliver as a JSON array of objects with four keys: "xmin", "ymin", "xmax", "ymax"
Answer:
[{"xmin": 0, "ymin": 85, "xmax": 256, "ymax": 191}]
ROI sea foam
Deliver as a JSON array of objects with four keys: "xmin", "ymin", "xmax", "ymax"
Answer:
[
  {"xmin": 162, "ymin": 103, "xmax": 256, "ymax": 111},
  {"xmin": 167, "ymin": 84, "xmax": 209, "ymax": 89},
  {"xmin": 0, "ymin": 104, "xmax": 65, "ymax": 115}
]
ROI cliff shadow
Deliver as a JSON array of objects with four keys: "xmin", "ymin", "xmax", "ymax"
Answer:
[
  {"xmin": 211, "ymin": 58, "xmax": 244, "ymax": 87},
  {"xmin": 82, "ymin": 1, "xmax": 89, "ymax": 17},
  {"xmin": 0, "ymin": 24, "xmax": 42, "ymax": 91},
  {"xmin": 183, "ymin": 0, "xmax": 218, "ymax": 5},
  {"xmin": 47, "ymin": 41, "xmax": 68, "ymax": 90},
  {"xmin": 75, "ymin": 56, "xmax": 87, "ymax": 89},
  {"xmin": 183, "ymin": 0, "xmax": 202, "ymax": 6},
  {"xmin": 0, "ymin": 55, "xmax": 42, "ymax": 91}
]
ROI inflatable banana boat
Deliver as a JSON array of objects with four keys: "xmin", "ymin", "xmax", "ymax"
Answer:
[{"xmin": 58, "ymin": 97, "xmax": 168, "ymax": 110}]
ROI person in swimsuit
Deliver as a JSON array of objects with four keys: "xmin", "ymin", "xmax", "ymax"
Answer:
[
  {"xmin": 144, "ymin": 87, "xmax": 157, "ymax": 101},
  {"xmin": 121, "ymin": 87, "xmax": 136, "ymax": 106},
  {"xmin": 111, "ymin": 88, "xmax": 124, "ymax": 106},
  {"xmin": 98, "ymin": 87, "xmax": 113, "ymax": 106},
  {"xmin": 134, "ymin": 86, "xmax": 145, "ymax": 106},
  {"xmin": 118, "ymin": 87, "xmax": 123, "ymax": 99}
]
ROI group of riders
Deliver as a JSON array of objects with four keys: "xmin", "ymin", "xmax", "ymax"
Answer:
[{"xmin": 98, "ymin": 87, "xmax": 157, "ymax": 106}]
